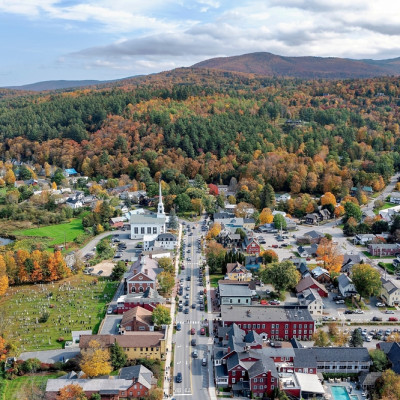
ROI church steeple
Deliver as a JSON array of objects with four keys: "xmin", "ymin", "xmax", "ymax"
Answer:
[{"xmin": 157, "ymin": 180, "xmax": 165, "ymax": 217}]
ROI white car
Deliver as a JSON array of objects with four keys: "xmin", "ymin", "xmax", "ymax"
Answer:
[
  {"xmin": 335, "ymin": 300, "xmax": 345, "ymax": 304},
  {"xmin": 354, "ymin": 309, "xmax": 364, "ymax": 314},
  {"xmin": 376, "ymin": 302, "xmax": 385, "ymax": 307}
]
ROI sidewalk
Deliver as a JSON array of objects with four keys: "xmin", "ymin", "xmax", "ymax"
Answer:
[
  {"xmin": 163, "ymin": 223, "xmax": 182, "ymax": 398},
  {"xmin": 205, "ymin": 256, "xmax": 218, "ymax": 400}
]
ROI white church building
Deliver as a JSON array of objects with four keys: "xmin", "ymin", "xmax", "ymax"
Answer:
[{"xmin": 130, "ymin": 182, "xmax": 167, "ymax": 239}]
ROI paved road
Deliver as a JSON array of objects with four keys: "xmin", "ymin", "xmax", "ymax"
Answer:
[{"xmin": 173, "ymin": 219, "xmax": 212, "ymax": 400}]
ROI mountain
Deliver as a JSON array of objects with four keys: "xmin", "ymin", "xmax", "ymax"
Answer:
[
  {"xmin": 4, "ymin": 79, "xmax": 107, "ymax": 91},
  {"xmin": 192, "ymin": 52, "xmax": 400, "ymax": 79}
]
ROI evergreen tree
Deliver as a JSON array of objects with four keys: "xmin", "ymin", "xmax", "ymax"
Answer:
[
  {"xmin": 260, "ymin": 183, "xmax": 275, "ymax": 209},
  {"xmin": 110, "ymin": 342, "xmax": 127, "ymax": 369},
  {"xmin": 350, "ymin": 329, "xmax": 363, "ymax": 347},
  {"xmin": 169, "ymin": 208, "xmax": 178, "ymax": 230}
]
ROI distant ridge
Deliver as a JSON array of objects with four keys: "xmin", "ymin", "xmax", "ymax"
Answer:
[
  {"xmin": 4, "ymin": 79, "xmax": 108, "ymax": 91},
  {"xmin": 192, "ymin": 52, "xmax": 400, "ymax": 79}
]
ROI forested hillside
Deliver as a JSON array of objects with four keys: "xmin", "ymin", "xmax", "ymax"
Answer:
[{"xmin": 0, "ymin": 68, "xmax": 400, "ymax": 204}]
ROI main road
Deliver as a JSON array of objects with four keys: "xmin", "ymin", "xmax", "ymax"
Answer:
[{"xmin": 172, "ymin": 219, "xmax": 212, "ymax": 400}]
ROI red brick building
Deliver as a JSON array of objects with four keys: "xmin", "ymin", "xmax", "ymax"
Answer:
[
  {"xmin": 125, "ymin": 256, "xmax": 159, "ymax": 294},
  {"xmin": 119, "ymin": 306, "xmax": 154, "ymax": 333},
  {"xmin": 295, "ymin": 275, "xmax": 329, "ymax": 298},
  {"xmin": 116, "ymin": 289, "xmax": 166, "ymax": 314},
  {"xmin": 220, "ymin": 305, "xmax": 315, "ymax": 341},
  {"xmin": 242, "ymin": 236, "xmax": 261, "ymax": 255}
]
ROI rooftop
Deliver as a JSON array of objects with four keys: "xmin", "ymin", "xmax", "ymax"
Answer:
[
  {"xmin": 79, "ymin": 332, "xmax": 165, "ymax": 349},
  {"xmin": 220, "ymin": 305, "xmax": 313, "ymax": 323},
  {"xmin": 219, "ymin": 283, "xmax": 252, "ymax": 298}
]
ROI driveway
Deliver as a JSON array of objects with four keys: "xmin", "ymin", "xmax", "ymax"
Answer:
[
  {"xmin": 19, "ymin": 348, "xmax": 80, "ymax": 363},
  {"xmin": 100, "ymin": 315, "xmax": 122, "ymax": 334}
]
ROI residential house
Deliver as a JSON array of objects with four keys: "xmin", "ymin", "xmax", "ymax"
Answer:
[
  {"xmin": 79, "ymin": 332, "xmax": 166, "ymax": 360},
  {"xmin": 119, "ymin": 365, "xmax": 155, "ymax": 397},
  {"xmin": 311, "ymin": 267, "xmax": 331, "ymax": 284},
  {"xmin": 297, "ymin": 244, "xmax": 318, "ymax": 258},
  {"xmin": 379, "ymin": 205, "xmax": 400, "ymax": 222},
  {"xmin": 389, "ymin": 192, "xmax": 400, "ymax": 204},
  {"xmin": 380, "ymin": 277, "xmax": 400, "ymax": 306},
  {"xmin": 219, "ymin": 283, "xmax": 252, "ymax": 306},
  {"xmin": 304, "ymin": 213, "xmax": 319, "ymax": 225},
  {"xmin": 376, "ymin": 342, "xmax": 400, "ymax": 374},
  {"xmin": 295, "ymin": 276, "xmax": 328, "ymax": 298},
  {"xmin": 353, "ymin": 234, "xmax": 376, "ymax": 246},
  {"xmin": 220, "ymin": 305, "xmax": 315, "ymax": 340},
  {"xmin": 226, "ymin": 262, "xmax": 253, "ymax": 282},
  {"xmin": 318, "ymin": 208, "xmax": 331, "ymax": 221},
  {"xmin": 119, "ymin": 306, "xmax": 154, "ymax": 333},
  {"xmin": 65, "ymin": 198, "xmax": 83, "ymax": 209},
  {"xmin": 276, "ymin": 193, "xmax": 291, "ymax": 202},
  {"xmin": 218, "ymin": 230, "xmax": 241, "ymax": 249},
  {"xmin": 341, "ymin": 254, "xmax": 362, "ymax": 273},
  {"xmin": 368, "ymin": 243, "xmax": 400, "ymax": 257},
  {"xmin": 303, "ymin": 230, "xmax": 325, "ymax": 244},
  {"xmin": 297, "ymin": 288, "xmax": 323, "ymax": 315},
  {"xmin": 110, "ymin": 216, "xmax": 126, "ymax": 229},
  {"xmin": 154, "ymin": 233, "xmax": 177, "ymax": 250},
  {"xmin": 63, "ymin": 168, "xmax": 78, "ymax": 177},
  {"xmin": 337, "ymin": 274, "xmax": 357, "ymax": 298},
  {"xmin": 359, "ymin": 372, "xmax": 383, "ymax": 392},
  {"xmin": 213, "ymin": 212, "xmax": 236, "ymax": 225},
  {"xmin": 116, "ymin": 289, "xmax": 166, "ymax": 314},
  {"xmin": 242, "ymin": 236, "xmax": 261, "ymax": 255},
  {"xmin": 287, "ymin": 258, "xmax": 309, "ymax": 278}
]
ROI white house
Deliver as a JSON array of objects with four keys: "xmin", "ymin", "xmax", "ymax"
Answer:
[
  {"xmin": 130, "ymin": 182, "xmax": 166, "ymax": 240},
  {"xmin": 276, "ymin": 193, "xmax": 291, "ymax": 202},
  {"xmin": 143, "ymin": 233, "xmax": 177, "ymax": 251},
  {"xmin": 65, "ymin": 198, "xmax": 83, "ymax": 209},
  {"xmin": 389, "ymin": 193, "xmax": 400, "ymax": 205},
  {"xmin": 297, "ymin": 288, "xmax": 323, "ymax": 315},
  {"xmin": 338, "ymin": 274, "xmax": 357, "ymax": 298}
]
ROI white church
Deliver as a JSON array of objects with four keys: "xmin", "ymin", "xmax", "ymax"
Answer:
[{"xmin": 130, "ymin": 182, "xmax": 167, "ymax": 240}]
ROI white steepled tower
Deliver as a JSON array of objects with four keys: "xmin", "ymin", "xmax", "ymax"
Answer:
[{"xmin": 157, "ymin": 180, "xmax": 165, "ymax": 217}]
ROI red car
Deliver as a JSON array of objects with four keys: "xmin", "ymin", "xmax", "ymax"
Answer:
[
  {"xmin": 191, "ymin": 328, "xmax": 195, "ymax": 335},
  {"xmin": 272, "ymin": 244, "xmax": 278, "ymax": 248},
  {"xmin": 389, "ymin": 317, "xmax": 398, "ymax": 322},
  {"xmin": 200, "ymin": 328, "xmax": 206, "ymax": 335}
]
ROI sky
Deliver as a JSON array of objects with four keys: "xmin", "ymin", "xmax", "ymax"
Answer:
[{"xmin": 1, "ymin": 0, "xmax": 400, "ymax": 86}]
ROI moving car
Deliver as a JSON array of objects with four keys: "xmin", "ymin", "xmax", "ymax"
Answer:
[
  {"xmin": 191, "ymin": 328, "xmax": 195, "ymax": 335},
  {"xmin": 192, "ymin": 350, "xmax": 198, "ymax": 358},
  {"xmin": 376, "ymin": 302, "xmax": 385, "ymax": 307},
  {"xmin": 200, "ymin": 328, "xmax": 206, "ymax": 335},
  {"xmin": 176, "ymin": 323, "xmax": 182, "ymax": 331},
  {"xmin": 335, "ymin": 300, "xmax": 345, "ymax": 304},
  {"xmin": 192, "ymin": 304, "xmax": 196, "ymax": 309},
  {"xmin": 176, "ymin": 372, "xmax": 182, "ymax": 383},
  {"xmin": 191, "ymin": 338, "xmax": 196, "ymax": 346},
  {"xmin": 202, "ymin": 358, "xmax": 207, "ymax": 366},
  {"xmin": 184, "ymin": 308, "xmax": 189, "ymax": 314}
]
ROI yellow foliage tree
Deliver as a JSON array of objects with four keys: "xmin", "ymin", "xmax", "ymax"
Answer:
[
  {"xmin": 334, "ymin": 205, "xmax": 345, "ymax": 218},
  {"xmin": 316, "ymin": 238, "xmax": 343, "ymax": 274},
  {"xmin": 259, "ymin": 208, "xmax": 273, "ymax": 224},
  {"xmin": 0, "ymin": 336, "xmax": 8, "ymax": 360},
  {"xmin": 44, "ymin": 162, "xmax": 51, "ymax": 177},
  {"xmin": 80, "ymin": 340, "xmax": 112, "ymax": 378},
  {"xmin": 0, "ymin": 178, "xmax": 5, "ymax": 187},
  {"xmin": 0, "ymin": 276, "xmax": 8, "ymax": 297},
  {"xmin": 52, "ymin": 181, "xmax": 57, "ymax": 190},
  {"xmin": 191, "ymin": 198, "xmax": 203, "ymax": 216},
  {"xmin": 4, "ymin": 169, "xmax": 16, "ymax": 186},
  {"xmin": 206, "ymin": 223, "xmax": 221, "ymax": 240},
  {"xmin": 321, "ymin": 192, "xmax": 336, "ymax": 206}
]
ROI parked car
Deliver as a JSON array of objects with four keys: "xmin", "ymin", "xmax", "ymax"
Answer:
[
  {"xmin": 192, "ymin": 304, "xmax": 196, "ymax": 309},
  {"xmin": 272, "ymin": 244, "xmax": 278, "ymax": 248},
  {"xmin": 385, "ymin": 310, "xmax": 395, "ymax": 314},
  {"xmin": 202, "ymin": 358, "xmax": 207, "ymax": 366},
  {"xmin": 176, "ymin": 372, "xmax": 182, "ymax": 383},
  {"xmin": 335, "ymin": 300, "xmax": 345, "ymax": 304},
  {"xmin": 376, "ymin": 302, "xmax": 385, "ymax": 307},
  {"xmin": 354, "ymin": 309, "xmax": 364, "ymax": 314},
  {"xmin": 192, "ymin": 350, "xmax": 198, "ymax": 358},
  {"xmin": 200, "ymin": 328, "xmax": 206, "ymax": 335},
  {"xmin": 191, "ymin": 338, "xmax": 196, "ymax": 346},
  {"xmin": 372, "ymin": 316, "xmax": 383, "ymax": 321},
  {"xmin": 344, "ymin": 310, "xmax": 353, "ymax": 314},
  {"xmin": 333, "ymin": 296, "xmax": 343, "ymax": 301},
  {"xmin": 389, "ymin": 317, "xmax": 399, "ymax": 321},
  {"xmin": 176, "ymin": 323, "xmax": 182, "ymax": 331}
]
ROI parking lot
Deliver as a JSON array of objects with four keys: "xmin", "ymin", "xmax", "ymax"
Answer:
[{"xmin": 111, "ymin": 232, "xmax": 141, "ymax": 262}]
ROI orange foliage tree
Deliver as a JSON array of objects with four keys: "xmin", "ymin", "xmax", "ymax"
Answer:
[
  {"xmin": 56, "ymin": 383, "xmax": 87, "ymax": 400},
  {"xmin": 321, "ymin": 192, "xmax": 336, "ymax": 206},
  {"xmin": 259, "ymin": 208, "xmax": 273, "ymax": 224},
  {"xmin": 206, "ymin": 223, "xmax": 222, "ymax": 240},
  {"xmin": 316, "ymin": 238, "xmax": 343, "ymax": 274}
]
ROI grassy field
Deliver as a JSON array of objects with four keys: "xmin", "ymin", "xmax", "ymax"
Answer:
[
  {"xmin": 374, "ymin": 202, "xmax": 396, "ymax": 215},
  {"xmin": 0, "ymin": 373, "xmax": 63, "ymax": 400},
  {"xmin": 209, "ymin": 274, "xmax": 224, "ymax": 288},
  {"xmin": 0, "ymin": 274, "xmax": 118, "ymax": 352},
  {"xmin": 14, "ymin": 218, "xmax": 85, "ymax": 246}
]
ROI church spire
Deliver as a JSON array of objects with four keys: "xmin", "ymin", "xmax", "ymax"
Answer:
[{"xmin": 157, "ymin": 180, "xmax": 165, "ymax": 217}]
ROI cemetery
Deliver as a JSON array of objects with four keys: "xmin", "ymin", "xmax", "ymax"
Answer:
[{"xmin": 0, "ymin": 274, "xmax": 118, "ymax": 352}]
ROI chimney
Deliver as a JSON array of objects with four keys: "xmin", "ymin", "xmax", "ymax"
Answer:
[
  {"xmin": 145, "ymin": 269, "xmax": 148, "ymax": 275},
  {"xmin": 247, "ymin": 310, "xmax": 251, "ymax": 317},
  {"xmin": 133, "ymin": 269, "xmax": 137, "ymax": 275}
]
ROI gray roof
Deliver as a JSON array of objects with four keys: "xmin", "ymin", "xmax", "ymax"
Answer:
[
  {"xmin": 381, "ymin": 277, "xmax": 400, "ymax": 294},
  {"xmin": 219, "ymin": 283, "xmax": 252, "ymax": 298},
  {"xmin": 214, "ymin": 212, "xmax": 235, "ymax": 220},
  {"xmin": 248, "ymin": 357, "xmax": 277, "ymax": 379},
  {"xmin": 130, "ymin": 213, "xmax": 166, "ymax": 225},
  {"xmin": 378, "ymin": 342, "xmax": 400, "ymax": 373},
  {"xmin": 304, "ymin": 230, "xmax": 324, "ymax": 239},
  {"xmin": 369, "ymin": 243, "xmax": 400, "ymax": 250},
  {"xmin": 297, "ymin": 288, "xmax": 322, "ymax": 306},
  {"xmin": 294, "ymin": 348, "xmax": 318, "ymax": 368},
  {"xmin": 157, "ymin": 233, "xmax": 177, "ymax": 241},
  {"xmin": 221, "ymin": 305, "xmax": 313, "ymax": 323},
  {"xmin": 119, "ymin": 365, "xmax": 153, "ymax": 388},
  {"xmin": 338, "ymin": 274, "xmax": 353, "ymax": 288},
  {"xmin": 359, "ymin": 372, "xmax": 382, "ymax": 386},
  {"xmin": 46, "ymin": 379, "xmax": 132, "ymax": 393},
  {"xmin": 313, "ymin": 347, "xmax": 371, "ymax": 363}
]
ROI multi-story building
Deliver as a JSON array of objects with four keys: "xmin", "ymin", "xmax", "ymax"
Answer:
[
  {"xmin": 220, "ymin": 305, "xmax": 315, "ymax": 341},
  {"xmin": 116, "ymin": 288, "xmax": 166, "ymax": 314},
  {"xmin": 380, "ymin": 277, "xmax": 400, "ymax": 306},
  {"xmin": 119, "ymin": 306, "xmax": 154, "ymax": 333}
]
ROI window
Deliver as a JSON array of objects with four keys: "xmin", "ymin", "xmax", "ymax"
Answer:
[
  {"xmin": 141, "ymin": 227, "xmax": 145, "ymax": 234},
  {"xmin": 134, "ymin": 227, "xmax": 138, "ymax": 234},
  {"xmin": 232, "ymin": 371, "xmax": 236, "ymax": 376},
  {"xmin": 242, "ymin": 371, "xmax": 245, "ymax": 376},
  {"xmin": 285, "ymin": 330, "xmax": 288, "ymax": 334},
  {"xmin": 254, "ymin": 378, "xmax": 258, "ymax": 383},
  {"xmin": 299, "ymin": 324, "xmax": 302, "ymax": 329},
  {"xmin": 232, "ymin": 378, "xmax": 236, "ymax": 383},
  {"xmin": 230, "ymin": 299, "xmax": 232, "ymax": 303},
  {"xmin": 253, "ymin": 324, "xmax": 256, "ymax": 329},
  {"xmin": 254, "ymin": 385, "xmax": 257, "ymax": 390},
  {"xmin": 139, "ymin": 326, "xmax": 145, "ymax": 331},
  {"xmin": 262, "ymin": 324, "xmax": 265, "ymax": 329},
  {"xmin": 140, "ymin": 347, "xmax": 143, "ymax": 351},
  {"xmin": 238, "ymin": 299, "xmax": 241, "ymax": 303},
  {"xmin": 276, "ymin": 324, "xmax": 279, "ymax": 329},
  {"xmin": 153, "ymin": 227, "xmax": 157, "ymax": 234},
  {"xmin": 271, "ymin": 385, "xmax": 274, "ymax": 390},
  {"xmin": 285, "ymin": 324, "xmax": 288, "ymax": 329},
  {"xmin": 293, "ymin": 330, "xmax": 296, "ymax": 334},
  {"xmin": 147, "ymin": 227, "xmax": 151, "ymax": 234},
  {"xmin": 257, "ymin": 324, "xmax": 260, "ymax": 329},
  {"xmin": 272, "ymin": 324, "xmax": 275, "ymax": 329},
  {"xmin": 238, "ymin": 324, "xmax": 241, "ymax": 328},
  {"xmin": 294, "ymin": 324, "xmax": 297, "ymax": 329},
  {"xmin": 139, "ymin": 287, "xmax": 144, "ymax": 293}
]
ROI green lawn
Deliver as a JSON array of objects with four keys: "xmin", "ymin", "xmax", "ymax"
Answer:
[
  {"xmin": 362, "ymin": 251, "xmax": 394, "ymax": 259},
  {"xmin": 0, "ymin": 274, "xmax": 118, "ymax": 352},
  {"xmin": 374, "ymin": 202, "xmax": 397, "ymax": 215},
  {"xmin": 14, "ymin": 218, "xmax": 85, "ymax": 246},
  {"xmin": 210, "ymin": 274, "xmax": 224, "ymax": 288},
  {"xmin": 1, "ymin": 373, "xmax": 63, "ymax": 400}
]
